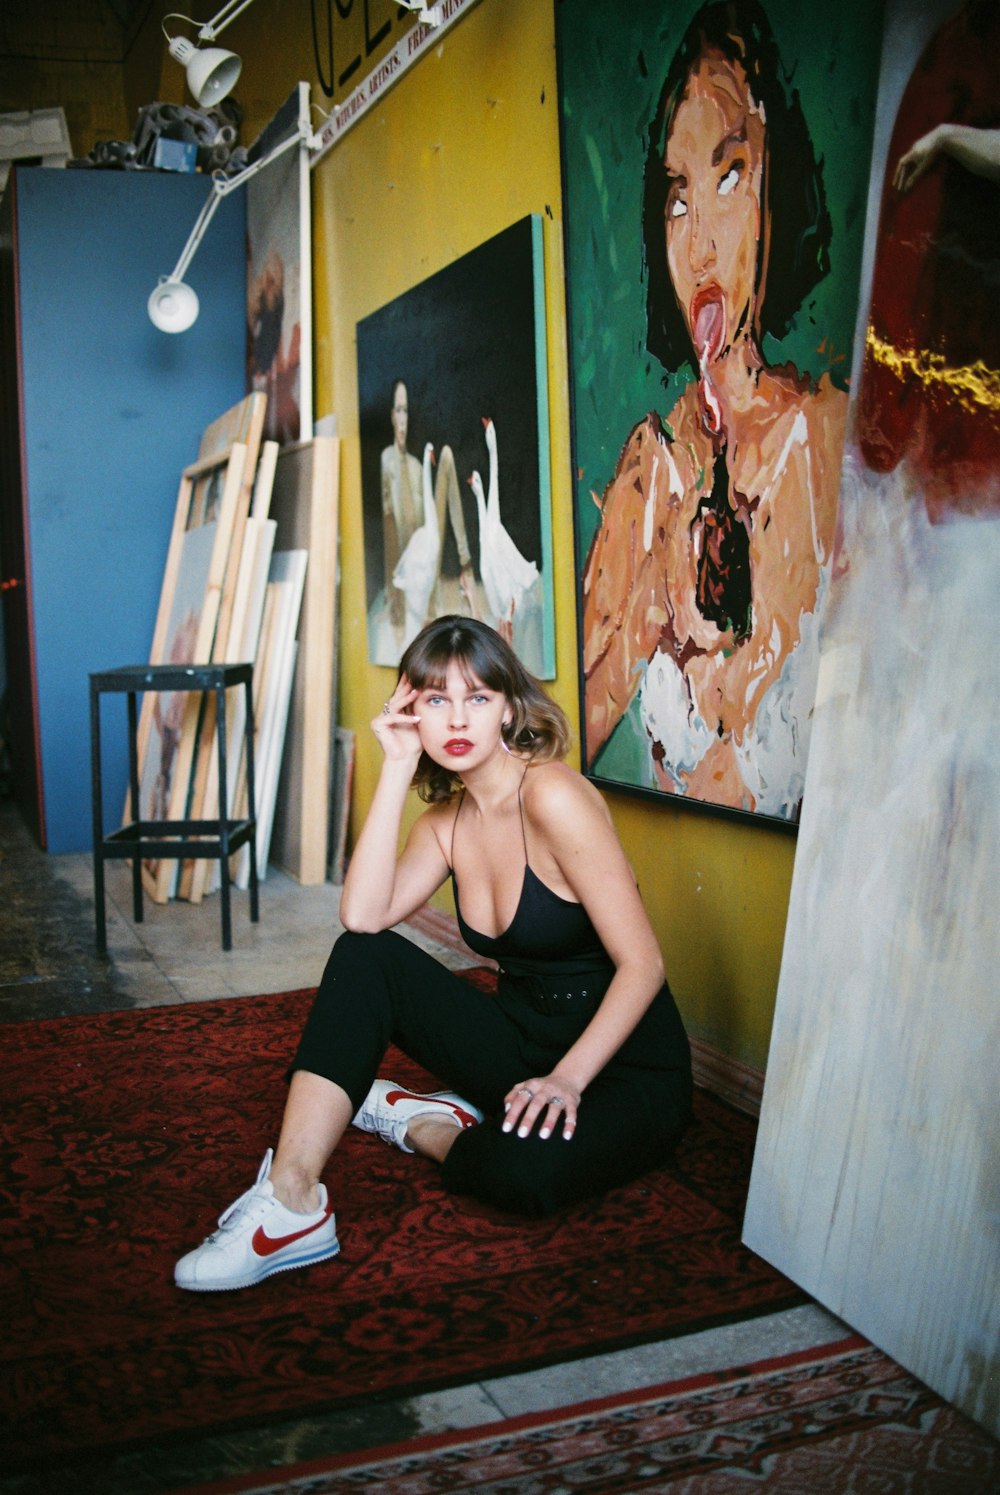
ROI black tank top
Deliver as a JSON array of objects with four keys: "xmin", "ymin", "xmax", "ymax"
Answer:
[{"xmin": 449, "ymin": 771, "xmax": 613, "ymax": 981}]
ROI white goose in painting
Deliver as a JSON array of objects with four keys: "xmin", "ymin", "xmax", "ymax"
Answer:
[
  {"xmin": 471, "ymin": 417, "xmax": 538, "ymax": 629},
  {"xmin": 392, "ymin": 442, "xmax": 438, "ymax": 648},
  {"xmin": 468, "ymin": 471, "xmax": 506, "ymax": 625}
]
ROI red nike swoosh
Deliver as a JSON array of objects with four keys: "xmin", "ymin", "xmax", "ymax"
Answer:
[
  {"xmin": 252, "ymin": 1207, "xmax": 333, "ymax": 1258},
  {"xmin": 385, "ymin": 1088, "xmax": 479, "ymax": 1129}
]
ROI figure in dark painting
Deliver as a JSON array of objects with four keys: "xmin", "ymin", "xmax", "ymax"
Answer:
[{"xmin": 858, "ymin": 0, "xmax": 1000, "ymax": 522}]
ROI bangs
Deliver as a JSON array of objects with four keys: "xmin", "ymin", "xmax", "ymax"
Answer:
[{"xmin": 401, "ymin": 621, "xmax": 507, "ymax": 695}]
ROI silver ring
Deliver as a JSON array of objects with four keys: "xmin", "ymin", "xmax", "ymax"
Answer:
[
  {"xmin": 519, "ymin": 1087, "xmax": 534, "ymax": 1097},
  {"xmin": 548, "ymin": 1096, "xmax": 564, "ymax": 1107},
  {"xmin": 382, "ymin": 701, "xmax": 391, "ymax": 715}
]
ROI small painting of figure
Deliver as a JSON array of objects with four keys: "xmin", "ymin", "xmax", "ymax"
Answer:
[{"xmin": 246, "ymin": 98, "xmax": 305, "ymax": 447}]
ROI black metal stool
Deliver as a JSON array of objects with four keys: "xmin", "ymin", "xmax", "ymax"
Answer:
[{"xmin": 89, "ymin": 662, "xmax": 259, "ymax": 954}]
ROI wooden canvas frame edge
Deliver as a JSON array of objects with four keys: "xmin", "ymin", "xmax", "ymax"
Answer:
[
  {"xmin": 267, "ymin": 434, "xmax": 340, "ymax": 886},
  {"xmin": 178, "ymin": 396, "xmax": 269, "ymax": 898},
  {"xmin": 290, "ymin": 436, "xmax": 339, "ymax": 880},
  {"xmin": 530, "ymin": 213, "xmax": 557, "ymax": 679},
  {"xmin": 187, "ymin": 451, "xmax": 280, "ymax": 905}
]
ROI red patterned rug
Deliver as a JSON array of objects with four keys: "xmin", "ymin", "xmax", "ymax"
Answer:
[
  {"xmin": 1, "ymin": 982, "xmax": 802, "ymax": 1472},
  {"xmin": 171, "ymin": 1335, "xmax": 1000, "ymax": 1494}
]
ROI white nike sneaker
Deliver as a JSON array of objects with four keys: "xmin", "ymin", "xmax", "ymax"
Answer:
[
  {"xmin": 174, "ymin": 1149, "xmax": 340, "ymax": 1292},
  {"xmin": 352, "ymin": 1079, "xmax": 483, "ymax": 1154}
]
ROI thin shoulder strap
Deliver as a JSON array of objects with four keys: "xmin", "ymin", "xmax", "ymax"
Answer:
[
  {"xmin": 516, "ymin": 763, "xmax": 530, "ymax": 866},
  {"xmin": 449, "ymin": 788, "xmax": 466, "ymax": 870}
]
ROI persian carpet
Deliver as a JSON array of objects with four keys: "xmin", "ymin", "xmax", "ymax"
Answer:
[
  {"xmin": 170, "ymin": 1335, "xmax": 1000, "ymax": 1494},
  {"xmin": 1, "ymin": 982, "xmax": 802, "ymax": 1471}
]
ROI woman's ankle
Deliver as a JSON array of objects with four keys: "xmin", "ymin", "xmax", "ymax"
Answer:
[
  {"xmin": 270, "ymin": 1162, "xmax": 323, "ymax": 1213},
  {"xmin": 405, "ymin": 1113, "xmax": 462, "ymax": 1163}
]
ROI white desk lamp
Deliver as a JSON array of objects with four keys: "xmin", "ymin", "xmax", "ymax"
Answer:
[
  {"xmin": 149, "ymin": 110, "xmax": 315, "ymax": 333},
  {"xmin": 162, "ymin": 3, "xmax": 258, "ymax": 107}
]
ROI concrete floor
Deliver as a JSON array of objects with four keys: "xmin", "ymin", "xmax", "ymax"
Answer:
[{"xmin": 0, "ymin": 797, "xmax": 845, "ymax": 1493}]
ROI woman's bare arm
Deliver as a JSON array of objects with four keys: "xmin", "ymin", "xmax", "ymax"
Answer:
[
  {"xmin": 895, "ymin": 125, "xmax": 1000, "ymax": 194},
  {"xmin": 339, "ymin": 681, "xmax": 451, "ymax": 933}
]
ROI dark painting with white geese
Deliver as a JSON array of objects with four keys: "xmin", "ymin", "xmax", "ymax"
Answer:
[{"xmin": 357, "ymin": 215, "xmax": 555, "ymax": 677}]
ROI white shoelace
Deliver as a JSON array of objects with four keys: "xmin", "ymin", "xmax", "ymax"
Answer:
[{"xmin": 211, "ymin": 1149, "xmax": 274, "ymax": 1236}]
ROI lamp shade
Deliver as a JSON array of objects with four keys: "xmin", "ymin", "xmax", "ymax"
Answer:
[
  {"xmin": 148, "ymin": 278, "xmax": 200, "ymax": 333},
  {"xmin": 187, "ymin": 46, "xmax": 242, "ymax": 106},
  {"xmin": 167, "ymin": 36, "xmax": 242, "ymax": 107}
]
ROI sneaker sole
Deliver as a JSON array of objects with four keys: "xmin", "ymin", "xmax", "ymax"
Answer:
[{"xmin": 175, "ymin": 1235, "xmax": 341, "ymax": 1292}]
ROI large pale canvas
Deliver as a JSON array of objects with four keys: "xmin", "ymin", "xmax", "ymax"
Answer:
[
  {"xmin": 744, "ymin": 0, "xmax": 1000, "ymax": 1437},
  {"xmin": 357, "ymin": 216, "xmax": 554, "ymax": 676},
  {"xmin": 558, "ymin": 0, "xmax": 883, "ymax": 822}
]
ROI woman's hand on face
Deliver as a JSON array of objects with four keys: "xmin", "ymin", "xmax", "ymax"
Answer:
[
  {"xmin": 502, "ymin": 1074, "xmax": 581, "ymax": 1142},
  {"xmin": 371, "ymin": 676, "xmax": 422, "ymax": 762}
]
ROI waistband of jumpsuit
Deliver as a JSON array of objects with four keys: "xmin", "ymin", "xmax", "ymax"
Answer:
[{"xmin": 496, "ymin": 964, "xmax": 614, "ymax": 1016}]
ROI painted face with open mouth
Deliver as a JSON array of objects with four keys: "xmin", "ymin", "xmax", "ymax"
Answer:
[{"xmin": 663, "ymin": 51, "xmax": 766, "ymax": 374}]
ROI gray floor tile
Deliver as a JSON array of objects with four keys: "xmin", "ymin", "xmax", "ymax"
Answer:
[{"xmin": 482, "ymin": 1304, "xmax": 848, "ymax": 1416}]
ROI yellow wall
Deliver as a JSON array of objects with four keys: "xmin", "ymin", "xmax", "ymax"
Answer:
[{"xmin": 7, "ymin": 0, "xmax": 795, "ymax": 1072}]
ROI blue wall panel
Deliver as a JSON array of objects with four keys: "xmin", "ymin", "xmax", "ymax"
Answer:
[{"xmin": 16, "ymin": 168, "xmax": 246, "ymax": 853}]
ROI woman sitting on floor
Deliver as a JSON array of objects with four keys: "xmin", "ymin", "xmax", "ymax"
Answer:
[{"xmin": 175, "ymin": 615, "xmax": 692, "ymax": 1291}]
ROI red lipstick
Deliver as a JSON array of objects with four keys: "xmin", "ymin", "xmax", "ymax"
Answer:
[{"xmin": 444, "ymin": 738, "xmax": 473, "ymax": 755}]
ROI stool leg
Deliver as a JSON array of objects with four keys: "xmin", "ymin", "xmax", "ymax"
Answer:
[
  {"xmin": 90, "ymin": 681, "xmax": 107, "ymax": 957},
  {"xmin": 216, "ymin": 683, "xmax": 232, "ymax": 952},
  {"xmin": 244, "ymin": 675, "xmax": 259, "ymax": 924},
  {"xmin": 127, "ymin": 690, "xmax": 143, "ymax": 924}
]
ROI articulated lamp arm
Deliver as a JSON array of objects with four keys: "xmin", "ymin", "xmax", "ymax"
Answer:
[{"xmin": 149, "ymin": 122, "xmax": 314, "ymax": 333}]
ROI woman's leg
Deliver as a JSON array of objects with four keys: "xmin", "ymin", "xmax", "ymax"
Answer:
[
  {"xmin": 291, "ymin": 928, "xmax": 528, "ymax": 1115},
  {"xmin": 439, "ymin": 991, "xmax": 692, "ymax": 1218},
  {"xmin": 276, "ymin": 933, "xmax": 692, "ymax": 1219},
  {"xmin": 269, "ymin": 1071, "xmax": 354, "ymax": 1211},
  {"xmin": 268, "ymin": 929, "xmax": 531, "ymax": 1202},
  {"xmin": 175, "ymin": 929, "xmax": 516, "ymax": 1290},
  {"xmin": 442, "ymin": 1065, "xmax": 690, "ymax": 1217}
]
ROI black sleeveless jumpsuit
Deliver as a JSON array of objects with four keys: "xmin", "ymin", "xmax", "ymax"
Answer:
[{"xmin": 291, "ymin": 787, "xmax": 692, "ymax": 1217}]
